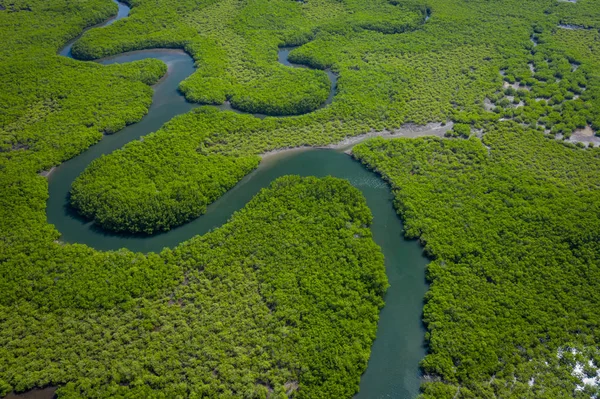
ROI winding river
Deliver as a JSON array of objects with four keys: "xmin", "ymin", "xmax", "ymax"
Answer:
[{"xmin": 41, "ymin": 2, "xmax": 429, "ymax": 398}]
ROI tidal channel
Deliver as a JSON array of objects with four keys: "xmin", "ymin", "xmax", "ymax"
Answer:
[{"xmin": 40, "ymin": 2, "xmax": 431, "ymax": 397}]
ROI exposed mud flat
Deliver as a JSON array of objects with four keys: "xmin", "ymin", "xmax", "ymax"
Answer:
[
  {"xmin": 331, "ymin": 122, "xmax": 453, "ymax": 151},
  {"xmin": 568, "ymin": 125, "xmax": 600, "ymax": 145},
  {"xmin": 558, "ymin": 23, "xmax": 591, "ymax": 30},
  {"xmin": 38, "ymin": 167, "xmax": 56, "ymax": 177},
  {"xmin": 261, "ymin": 122, "xmax": 453, "ymax": 159},
  {"xmin": 4, "ymin": 387, "xmax": 57, "ymax": 399}
]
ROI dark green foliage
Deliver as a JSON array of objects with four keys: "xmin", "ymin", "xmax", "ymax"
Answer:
[{"xmin": 353, "ymin": 123, "xmax": 600, "ymax": 398}]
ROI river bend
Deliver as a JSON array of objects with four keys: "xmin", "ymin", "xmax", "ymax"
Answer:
[{"xmin": 42, "ymin": 2, "xmax": 430, "ymax": 397}]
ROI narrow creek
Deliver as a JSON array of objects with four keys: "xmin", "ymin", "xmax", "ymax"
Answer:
[{"xmin": 40, "ymin": 2, "xmax": 430, "ymax": 398}]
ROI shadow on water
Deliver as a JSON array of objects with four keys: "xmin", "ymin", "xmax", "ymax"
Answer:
[{"xmin": 40, "ymin": 2, "xmax": 428, "ymax": 398}]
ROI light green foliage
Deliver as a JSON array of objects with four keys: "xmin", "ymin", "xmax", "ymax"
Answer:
[
  {"xmin": 555, "ymin": 0, "xmax": 600, "ymax": 28},
  {"xmin": 3, "ymin": 0, "xmax": 600, "ymax": 397},
  {"xmin": 70, "ymin": 111, "xmax": 261, "ymax": 233},
  {"xmin": 445, "ymin": 123, "xmax": 471, "ymax": 138},
  {"xmin": 71, "ymin": 0, "xmax": 600, "ymax": 232},
  {"xmin": 0, "ymin": 0, "xmax": 167, "ymax": 171},
  {"xmin": 353, "ymin": 123, "xmax": 600, "ymax": 398},
  {"xmin": 0, "ymin": 1, "xmax": 388, "ymax": 397},
  {"xmin": 72, "ymin": 0, "xmax": 427, "ymax": 116},
  {"xmin": 0, "ymin": 0, "xmax": 116, "ymax": 60},
  {"xmin": 471, "ymin": 0, "xmax": 600, "ymax": 137},
  {"xmin": 1, "ymin": 176, "xmax": 388, "ymax": 398},
  {"xmin": 485, "ymin": 22, "xmax": 600, "ymax": 136},
  {"xmin": 0, "ymin": 58, "xmax": 166, "ymax": 164}
]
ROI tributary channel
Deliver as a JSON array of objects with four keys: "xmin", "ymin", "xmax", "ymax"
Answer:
[{"xmin": 40, "ymin": 2, "xmax": 431, "ymax": 397}]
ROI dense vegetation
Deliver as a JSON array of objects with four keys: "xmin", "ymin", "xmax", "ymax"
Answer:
[
  {"xmin": 3, "ymin": 0, "xmax": 600, "ymax": 397},
  {"xmin": 0, "ymin": 0, "xmax": 167, "ymax": 169},
  {"xmin": 70, "ymin": 115, "xmax": 261, "ymax": 233},
  {"xmin": 353, "ymin": 124, "xmax": 600, "ymax": 398},
  {"xmin": 0, "ymin": 0, "xmax": 388, "ymax": 397},
  {"xmin": 71, "ymin": 0, "xmax": 426, "ymax": 115},
  {"xmin": 66, "ymin": 0, "xmax": 600, "ymax": 232},
  {"xmin": 1, "ymin": 176, "xmax": 388, "ymax": 397}
]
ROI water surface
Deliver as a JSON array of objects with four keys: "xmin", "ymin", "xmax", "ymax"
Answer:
[
  {"xmin": 49, "ymin": 148, "xmax": 429, "ymax": 398},
  {"xmin": 43, "ymin": 4, "xmax": 430, "ymax": 397},
  {"xmin": 58, "ymin": 0, "xmax": 130, "ymax": 57}
]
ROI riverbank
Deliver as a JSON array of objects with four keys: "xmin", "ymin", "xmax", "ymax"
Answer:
[
  {"xmin": 40, "ymin": 118, "xmax": 451, "ymax": 178},
  {"xmin": 4, "ymin": 387, "xmax": 57, "ymax": 399},
  {"xmin": 260, "ymin": 122, "xmax": 453, "ymax": 160},
  {"xmin": 38, "ymin": 167, "xmax": 56, "ymax": 178},
  {"xmin": 58, "ymin": 0, "xmax": 130, "ymax": 58},
  {"xmin": 41, "ymin": 14, "xmax": 438, "ymax": 397},
  {"xmin": 42, "ymin": 121, "xmax": 451, "ymax": 177},
  {"xmin": 333, "ymin": 122, "xmax": 453, "ymax": 152}
]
